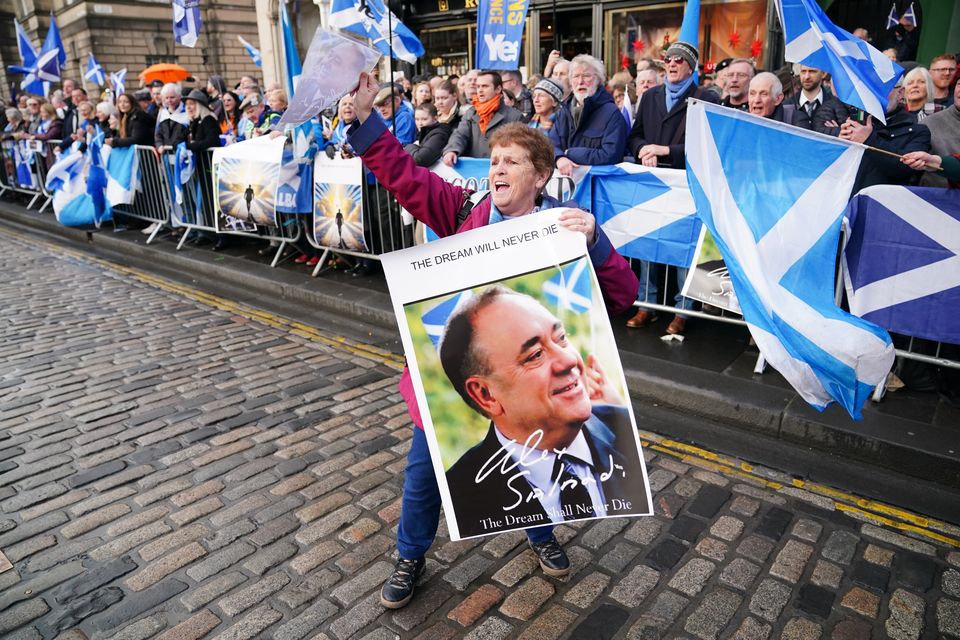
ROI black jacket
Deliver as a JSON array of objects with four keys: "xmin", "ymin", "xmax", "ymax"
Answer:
[
  {"xmin": 628, "ymin": 83, "xmax": 720, "ymax": 168},
  {"xmin": 187, "ymin": 115, "xmax": 221, "ymax": 152},
  {"xmin": 790, "ymin": 90, "xmax": 852, "ymax": 136},
  {"xmin": 112, "ymin": 111, "xmax": 157, "ymax": 148},
  {"xmin": 155, "ymin": 108, "xmax": 189, "ymax": 149},
  {"xmin": 58, "ymin": 106, "xmax": 81, "ymax": 151},
  {"xmin": 853, "ymin": 106, "xmax": 931, "ymax": 191},
  {"xmin": 403, "ymin": 122, "xmax": 451, "ymax": 167}
]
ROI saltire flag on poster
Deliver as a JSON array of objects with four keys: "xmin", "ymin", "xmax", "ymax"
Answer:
[
  {"xmin": 543, "ymin": 259, "xmax": 592, "ymax": 314},
  {"xmin": 475, "ymin": 0, "xmax": 529, "ymax": 69},
  {"xmin": 172, "ymin": 0, "xmax": 202, "ymax": 48},
  {"xmin": 329, "ymin": 0, "xmax": 424, "ymax": 64},
  {"xmin": 85, "ymin": 52, "xmax": 106, "ymax": 86},
  {"xmin": 238, "ymin": 35, "xmax": 262, "ymax": 67},
  {"xmin": 104, "ymin": 144, "xmax": 139, "ymax": 207},
  {"xmin": 13, "ymin": 142, "xmax": 36, "ymax": 189},
  {"xmin": 42, "ymin": 11, "xmax": 66, "ymax": 68},
  {"xmin": 279, "ymin": 0, "xmax": 302, "ymax": 96},
  {"xmin": 685, "ymin": 100, "xmax": 893, "ymax": 419},
  {"xmin": 573, "ymin": 164, "xmax": 700, "ymax": 267},
  {"xmin": 843, "ymin": 186, "xmax": 960, "ymax": 345},
  {"xmin": 775, "ymin": 0, "xmax": 903, "ymax": 123},
  {"xmin": 421, "ymin": 291, "xmax": 472, "ymax": 349}
]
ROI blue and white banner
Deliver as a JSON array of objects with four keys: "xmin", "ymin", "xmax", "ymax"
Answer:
[
  {"xmin": 686, "ymin": 100, "xmax": 892, "ymax": 419},
  {"xmin": 13, "ymin": 141, "xmax": 36, "ymax": 189},
  {"xmin": 47, "ymin": 137, "xmax": 112, "ymax": 228},
  {"xmin": 843, "ymin": 186, "xmax": 959, "ymax": 345},
  {"xmin": 104, "ymin": 143, "xmax": 139, "ymax": 207},
  {"xmin": 574, "ymin": 164, "xmax": 699, "ymax": 267},
  {"xmin": 776, "ymin": 0, "xmax": 903, "ymax": 123},
  {"xmin": 329, "ymin": 0, "xmax": 424, "ymax": 64},
  {"xmin": 172, "ymin": 0, "xmax": 201, "ymax": 48},
  {"xmin": 475, "ymin": 0, "xmax": 529, "ymax": 70},
  {"xmin": 238, "ymin": 35, "xmax": 262, "ymax": 67},
  {"xmin": 85, "ymin": 52, "xmax": 106, "ymax": 86}
]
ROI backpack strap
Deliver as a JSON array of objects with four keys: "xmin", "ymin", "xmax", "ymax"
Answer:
[{"xmin": 456, "ymin": 190, "xmax": 490, "ymax": 230}]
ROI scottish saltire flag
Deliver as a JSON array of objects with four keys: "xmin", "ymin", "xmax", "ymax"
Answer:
[
  {"xmin": 422, "ymin": 291, "xmax": 472, "ymax": 349},
  {"xmin": 13, "ymin": 142, "xmax": 36, "ymax": 189},
  {"xmin": 46, "ymin": 143, "xmax": 84, "ymax": 193},
  {"xmin": 901, "ymin": 2, "xmax": 918, "ymax": 27},
  {"xmin": 885, "ymin": 3, "xmax": 898, "ymax": 29},
  {"xmin": 686, "ymin": 100, "xmax": 893, "ymax": 419},
  {"xmin": 330, "ymin": 0, "xmax": 424, "ymax": 64},
  {"xmin": 9, "ymin": 20, "xmax": 48, "ymax": 95},
  {"xmin": 85, "ymin": 53, "xmax": 105, "ymax": 86},
  {"xmin": 42, "ymin": 11, "xmax": 66, "ymax": 68},
  {"xmin": 238, "ymin": 36, "xmax": 262, "ymax": 67},
  {"xmin": 843, "ymin": 186, "xmax": 959, "ymax": 345},
  {"xmin": 172, "ymin": 0, "xmax": 201, "ymax": 47},
  {"xmin": 110, "ymin": 68, "xmax": 126, "ymax": 98},
  {"xmin": 678, "ymin": 0, "xmax": 700, "ymax": 83},
  {"xmin": 104, "ymin": 144, "xmax": 139, "ymax": 206},
  {"xmin": 47, "ymin": 139, "xmax": 111, "ymax": 227},
  {"xmin": 173, "ymin": 142, "xmax": 195, "ymax": 206},
  {"xmin": 544, "ymin": 259, "xmax": 592, "ymax": 314},
  {"xmin": 776, "ymin": 0, "xmax": 903, "ymax": 123},
  {"xmin": 574, "ymin": 164, "xmax": 700, "ymax": 267},
  {"xmin": 279, "ymin": 1, "xmax": 302, "ymax": 97}
]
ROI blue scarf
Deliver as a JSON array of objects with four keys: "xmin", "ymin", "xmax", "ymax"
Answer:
[{"xmin": 665, "ymin": 76, "xmax": 695, "ymax": 112}]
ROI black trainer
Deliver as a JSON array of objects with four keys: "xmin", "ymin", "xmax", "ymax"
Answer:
[
  {"xmin": 380, "ymin": 556, "xmax": 425, "ymax": 609},
  {"xmin": 529, "ymin": 535, "xmax": 570, "ymax": 576}
]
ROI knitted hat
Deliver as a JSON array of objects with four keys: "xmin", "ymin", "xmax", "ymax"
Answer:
[
  {"xmin": 665, "ymin": 41, "xmax": 698, "ymax": 71},
  {"xmin": 533, "ymin": 78, "xmax": 564, "ymax": 104}
]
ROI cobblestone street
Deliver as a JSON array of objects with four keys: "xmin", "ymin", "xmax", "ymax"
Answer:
[{"xmin": 1, "ymin": 231, "xmax": 959, "ymax": 640}]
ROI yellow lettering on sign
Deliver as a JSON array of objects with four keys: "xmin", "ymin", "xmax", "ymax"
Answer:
[
  {"xmin": 465, "ymin": 0, "xmax": 477, "ymax": 8},
  {"xmin": 438, "ymin": 0, "xmax": 448, "ymax": 10},
  {"xmin": 506, "ymin": 0, "xmax": 526, "ymax": 26}
]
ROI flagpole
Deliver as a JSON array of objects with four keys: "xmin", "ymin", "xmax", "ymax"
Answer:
[{"xmin": 386, "ymin": 0, "xmax": 397, "ymax": 138}]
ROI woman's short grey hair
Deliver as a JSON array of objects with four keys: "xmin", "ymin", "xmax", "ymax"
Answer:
[
  {"xmin": 570, "ymin": 54, "xmax": 606, "ymax": 85},
  {"xmin": 97, "ymin": 101, "xmax": 119, "ymax": 118},
  {"xmin": 161, "ymin": 82, "xmax": 181, "ymax": 98},
  {"xmin": 5, "ymin": 107, "xmax": 22, "ymax": 122},
  {"xmin": 904, "ymin": 66, "xmax": 935, "ymax": 104}
]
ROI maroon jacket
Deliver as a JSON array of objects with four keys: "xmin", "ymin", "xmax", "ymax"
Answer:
[{"xmin": 349, "ymin": 114, "xmax": 639, "ymax": 429}]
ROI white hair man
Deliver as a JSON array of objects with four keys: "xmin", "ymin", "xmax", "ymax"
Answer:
[
  {"xmin": 549, "ymin": 54, "xmax": 627, "ymax": 177},
  {"xmin": 155, "ymin": 82, "xmax": 190, "ymax": 150}
]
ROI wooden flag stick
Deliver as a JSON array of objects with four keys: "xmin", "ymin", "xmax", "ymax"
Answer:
[{"xmin": 864, "ymin": 145, "xmax": 945, "ymax": 172}]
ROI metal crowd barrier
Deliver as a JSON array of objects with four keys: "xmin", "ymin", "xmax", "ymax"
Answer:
[
  {"xmin": 0, "ymin": 139, "xmax": 56, "ymax": 211},
  {"xmin": 111, "ymin": 145, "xmax": 173, "ymax": 244}
]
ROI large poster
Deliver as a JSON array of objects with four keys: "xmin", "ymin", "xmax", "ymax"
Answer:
[
  {"xmin": 312, "ymin": 155, "xmax": 366, "ymax": 251},
  {"xmin": 382, "ymin": 210, "xmax": 653, "ymax": 540},
  {"xmin": 681, "ymin": 227, "xmax": 742, "ymax": 314},
  {"xmin": 212, "ymin": 136, "xmax": 285, "ymax": 227}
]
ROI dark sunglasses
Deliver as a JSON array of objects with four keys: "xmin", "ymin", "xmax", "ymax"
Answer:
[{"xmin": 664, "ymin": 56, "xmax": 685, "ymax": 65}]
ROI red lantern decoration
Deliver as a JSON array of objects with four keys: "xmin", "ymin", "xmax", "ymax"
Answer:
[
  {"xmin": 621, "ymin": 54, "xmax": 630, "ymax": 70},
  {"xmin": 750, "ymin": 39, "xmax": 763, "ymax": 58},
  {"xmin": 728, "ymin": 31, "xmax": 741, "ymax": 49},
  {"xmin": 633, "ymin": 39, "xmax": 645, "ymax": 54}
]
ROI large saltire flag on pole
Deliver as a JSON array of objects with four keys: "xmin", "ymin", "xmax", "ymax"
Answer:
[
  {"xmin": 685, "ymin": 100, "xmax": 894, "ymax": 419},
  {"xmin": 329, "ymin": 0, "xmax": 424, "ymax": 64},
  {"xmin": 279, "ymin": 0, "xmax": 302, "ymax": 97},
  {"xmin": 573, "ymin": 164, "xmax": 700, "ymax": 267},
  {"xmin": 42, "ymin": 11, "xmax": 66, "ymax": 69},
  {"xmin": 238, "ymin": 35, "xmax": 262, "ymax": 67},
  {"xmin": 85, "ymin": 53, "xmax": 106, "ymax": 86},
  {"xmin": 775, "ymin": 0, "xmax": 903, "ymax": 123},
  {"xmin": 9, "ymin": 20, "xmax": 45, "ymax": 95},
  {"xmin": 172, "ymin": 0, "xmax": 201, "ymax": 48}
]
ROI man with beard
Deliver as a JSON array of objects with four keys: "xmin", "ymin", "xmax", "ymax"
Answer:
[
  {"xmin": 790, "ymin": 65, "xmax": 851, "ymax": 135},
  {"xmin": 721, "ymin": 59, "xmax": 754, "ymax": 111},
  {"xmin": 550, "ymin": 54, "xmax": 627, "ymax": 176}
]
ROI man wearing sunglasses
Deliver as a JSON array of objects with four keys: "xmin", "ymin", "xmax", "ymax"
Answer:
[{"xmin": 626, "ymin": 40, "xmax": 719, "ymax": 336}]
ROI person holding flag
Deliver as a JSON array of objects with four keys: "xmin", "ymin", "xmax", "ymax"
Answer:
[{"xmin": 345, "ymin": 70, "xmax": 638, "ymax": 609}]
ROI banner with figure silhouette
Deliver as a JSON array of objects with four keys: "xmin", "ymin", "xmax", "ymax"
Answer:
[
  {"xmin": 312, "ymin": 154, "xmax": 367, "ymax": 252},
  {"xmin": 212, "ymin": 136, "xmax": 285, "ymax": 228},
  {"xmin": 381, "ymin": 209, "xmax": 654, "ymax": 540}
]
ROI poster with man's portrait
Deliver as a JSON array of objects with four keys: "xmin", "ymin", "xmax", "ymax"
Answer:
[
  {"xmin": 381, "ymin": 210, "xmax": 654, "ymax": 540},
  {"xmin": 212, "ymin": 136, "xmax": 285, "ymax": 227}
]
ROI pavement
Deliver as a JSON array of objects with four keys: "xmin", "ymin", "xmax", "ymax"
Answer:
[{"xmin": 0, "ymin": 203, "xmax": 959, "ymax": 639}]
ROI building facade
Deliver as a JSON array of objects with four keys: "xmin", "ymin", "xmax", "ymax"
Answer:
[{"xmin": 1, "ymin": 0, "xmax": 263, "ymax": 101}]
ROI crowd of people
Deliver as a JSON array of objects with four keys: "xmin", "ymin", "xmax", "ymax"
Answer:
[{"xmin": 1, "ymin": 36, "xmax": 958, "ymax": 326}]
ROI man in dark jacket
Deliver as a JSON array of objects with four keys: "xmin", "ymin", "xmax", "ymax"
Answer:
[
  {"xmin": 502, "ymin": 70, "xmax": 533, "ymax": 122},
  {"xmin": 58, "ymin": 87, "xmax": 88, "ymax": 152},
  {"xmin": 154, "ymin": 83, "xmax": 190, "ymax": 150},
  {"xmin": 790, "ymin": 65, "xmax": 850, "ymax": 135},
  {"xmin": 550, "ymin": 54, "xmax": 627, "ymax": 176},
  {"xmin": 626, "ymin": 40, "xmax": 719, "ymax": 335},
  {"xmin": 840, "ymin": 83, "xmax": 931, "ymax": 191},
  {"xmin": 442, "ymin": 70, "xmax": 523, "ymax": 163},
  {"xmin": 748, "ymin": 72, "xmax": 800, "ymax": 125}
]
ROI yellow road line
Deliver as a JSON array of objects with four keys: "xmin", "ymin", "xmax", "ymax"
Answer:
[
  {"xmin": 640, "ymin": 433, "xmax": 960, "ymax": 549},
  {"xmin": 6, "ymin": 226, "xmax": 956, "ymax": 548},
  {"xmin": 2, "ymin": 228, "xmax": 405, "ymax": 369}
]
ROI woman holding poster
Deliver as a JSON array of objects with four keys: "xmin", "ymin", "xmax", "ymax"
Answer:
[{"xmin": 347, "ymin": 71, "xmax": 640, "ymax": 609}]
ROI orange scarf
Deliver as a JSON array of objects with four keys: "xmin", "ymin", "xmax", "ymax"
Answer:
[{"xmin": 471, "ymin": 94, "xmax": 501, "ymax": 135}]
